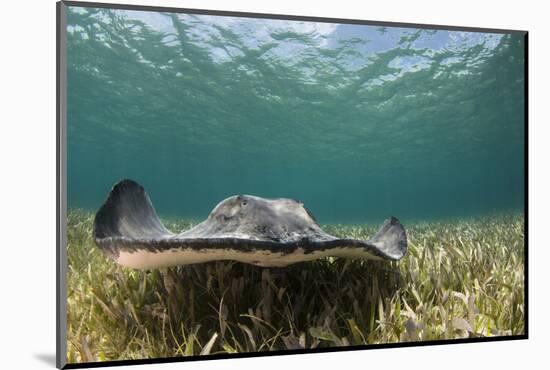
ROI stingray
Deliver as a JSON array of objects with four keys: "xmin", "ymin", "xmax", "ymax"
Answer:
[{"xmin": 93, "ymin": 179, "xmax": 407, "ymax": 269}]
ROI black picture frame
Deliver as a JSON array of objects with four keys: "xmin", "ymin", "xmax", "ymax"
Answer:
[{"xmin": 57, "ymin": 1, "xmax": 528, "ymax": 368}]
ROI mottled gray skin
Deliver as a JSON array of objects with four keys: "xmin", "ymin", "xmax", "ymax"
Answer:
[
  {"xmin": 93, "ymin": 179, "xmax": 408, "ymax": 267},
  {"xmin": 181, "ymin": 194, "xmax": 334, "ymax": 243}
]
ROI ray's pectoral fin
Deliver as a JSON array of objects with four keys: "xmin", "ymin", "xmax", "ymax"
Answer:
[
  {"xmin": 365, "ymin": 216, "xmax": 408, "ymax": 260},
  {"xmin": 93, "ymin": 179, "xmax": 172, "ymax": 257}
]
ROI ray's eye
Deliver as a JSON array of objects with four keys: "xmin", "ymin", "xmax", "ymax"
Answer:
[{"xmin": 241, "ymin": 201, "xmax": 248, "ymax": 206}]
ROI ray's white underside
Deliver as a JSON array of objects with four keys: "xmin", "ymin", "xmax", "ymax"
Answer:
[{"xmin": 116, "ymin": 246, "xmax": 384, "ymax": 269}]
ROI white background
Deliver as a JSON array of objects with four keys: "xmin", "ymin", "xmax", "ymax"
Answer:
[{"xmin": 0, "ymin": 0, "xmax": 547, "ymax": 368}]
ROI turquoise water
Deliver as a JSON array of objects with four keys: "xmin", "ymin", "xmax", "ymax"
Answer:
[{"xmin": 66, "ymin": 6, "xmax": 525, "ymax": 224}]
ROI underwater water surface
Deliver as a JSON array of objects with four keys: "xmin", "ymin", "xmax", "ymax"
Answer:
[{"xmin": 66, "ymin": 7, "xmax": 525, "ymax": 224}]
